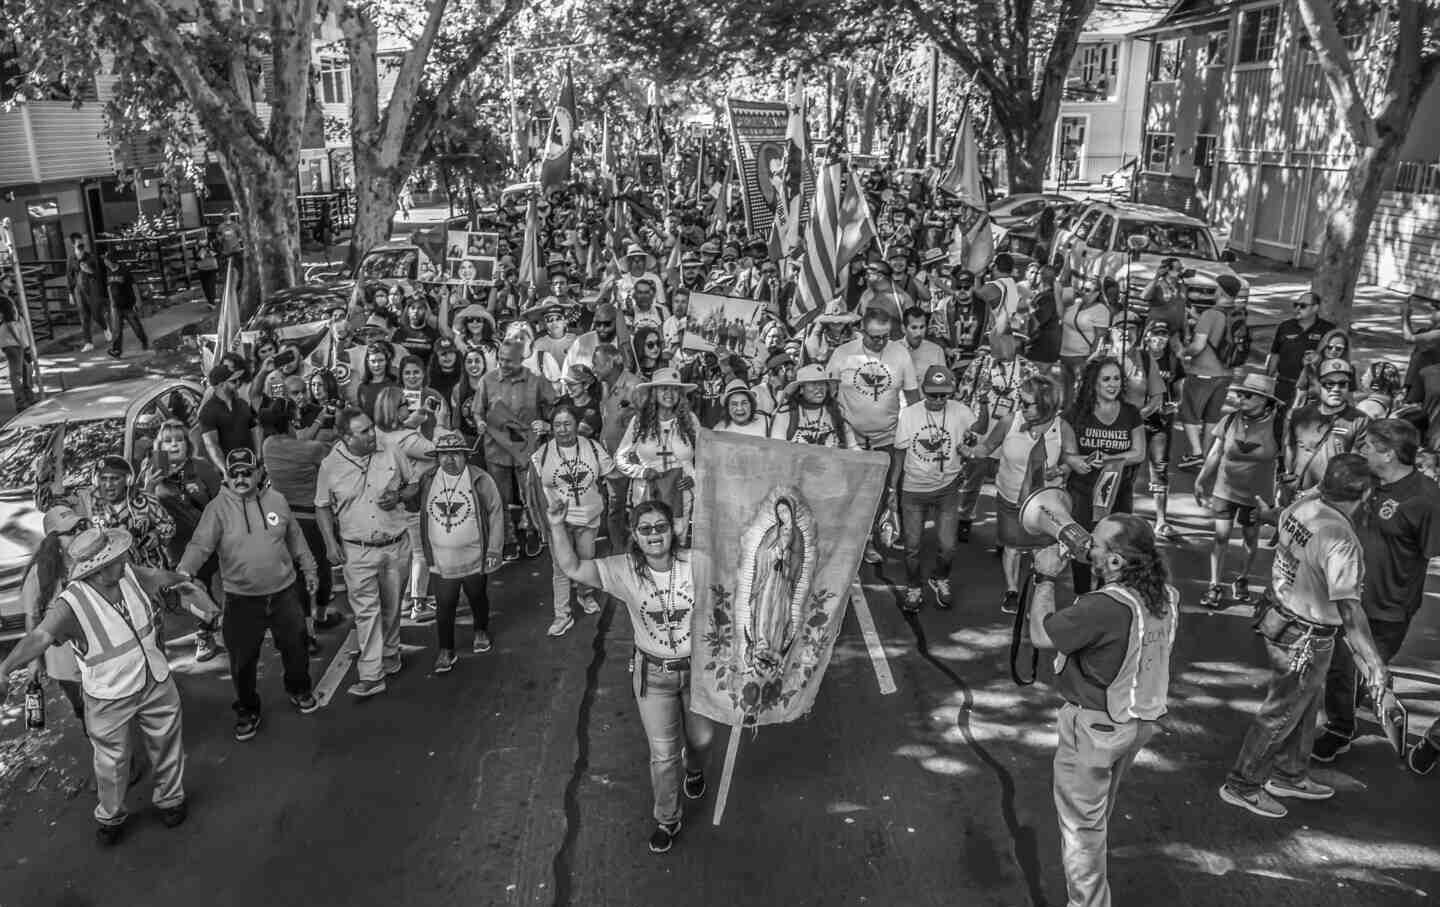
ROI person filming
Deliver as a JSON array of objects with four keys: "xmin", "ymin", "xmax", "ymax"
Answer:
[{"xmin": 1028, "ymin": 514, "xmax": 1179, "ymax": 907}]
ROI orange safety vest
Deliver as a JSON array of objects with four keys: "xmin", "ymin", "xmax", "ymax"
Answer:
[
  {"xmin": 1055, "ymin": 582, "xmax": 1177, "ymax": 722},
  {"xmin": 57, "ymin": 566, "xmax": 170, "ymax": 700}
]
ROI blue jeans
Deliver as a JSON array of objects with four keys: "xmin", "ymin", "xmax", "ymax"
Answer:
[
  {"xmin": 901, "ymin": 484, "xmax": 960, "ymax": 586},
  {"xmin": 1322, "ymin": 617, "xmax": 1440, "ymax": 749},
  {"xmin": 1225, "ymin": 617, "xmax": 1336, "ymax": 795},
  {"xmin": 631, "ymin": 657, "xmax": 715, "ymax": 824}
]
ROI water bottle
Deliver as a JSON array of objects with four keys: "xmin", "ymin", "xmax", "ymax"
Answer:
[{"xmin": 24, "ymin": 677, "xmax": 45, "ymax": 731}]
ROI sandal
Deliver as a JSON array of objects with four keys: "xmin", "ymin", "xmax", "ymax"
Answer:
[
  {"xmin": 1200, "ymin": 583, "xmax": 1226, "ymax": 610},
  {"xmin": 1229, "ymin": 577, "xmax": 1253, "ymax": 606}
]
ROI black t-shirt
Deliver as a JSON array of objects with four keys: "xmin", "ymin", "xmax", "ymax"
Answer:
[
  {"xmin": 197, "ymin": 396, "xmax": 256, "ymax": 456},
  {"xmin": 1269, "ymin": 316, "xmax": 1335, "ymax": 384},
  {"xmin": 1027, "ymin": 289, "xmax": 1062, "ymax": 364},
  {"xmin": 1358, "ymin": 468, "xmax": 1440, "ymax": 623},
  {"xmin": 1043, "ymin": 591, "xmax": 1133, "ymax": 711},
  {"xmin": 1066, "ymin": 402, "xmax": 1143, "ymax": 497},
  {"xmin": 106, "ymin": 268, "xmax": 136, "ymax": 309},
  {"xmin": 392, "ymin": 324, "xmax": 439, "ymax": 364}
]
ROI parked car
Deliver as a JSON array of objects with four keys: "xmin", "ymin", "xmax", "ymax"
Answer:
[
  {"xmin": 1050, "ymin": 200, "xmax": 1246, "ymax": 309},
  {"xmin": 0, "ymin": 376, "xmax": 204, "ymax": 640},
  {"xmin": 988, "ymin": 192, "xmax": 1076, "ymax": 229}
]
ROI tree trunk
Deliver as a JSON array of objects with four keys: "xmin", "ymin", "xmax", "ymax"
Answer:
[
  {"xmin": 350, "ymin": 168, "xmax": 400, "ymax": 268},
  {"xmin": 1310, "ymin": 139, "xmax": 1401, "ymax": 326},
  {"xmin": 222, "ymin": 154, "xmax": 301, "ymax": 317},
  {"xmin": 1000, "ymin": 120, "xmax": 1051, "ymax": 194}
]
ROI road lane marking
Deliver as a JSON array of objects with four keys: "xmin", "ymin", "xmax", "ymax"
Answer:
[
  {"xmin": 850, "ymin": 580, "xmax": 898, "ymax": 695},
  {"xmin": 712, "ymin": 723, "xmax": 743, "ymax": 826},
  {"xmin": 314, "ymin": 628, "xmax": 359, "ymax": 707}
]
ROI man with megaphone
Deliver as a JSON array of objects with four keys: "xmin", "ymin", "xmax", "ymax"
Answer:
[{"xmin": 1024, "ymin": 504, "xmax": 1179, "ymax": 907}]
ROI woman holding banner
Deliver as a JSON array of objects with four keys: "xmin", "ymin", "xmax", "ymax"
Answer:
[
  {"xmin": 1061, "ymin": 359, "xmax": 1145, "ymax": 594},
  {"xmin": 546, "ymin": 497, "xmax": 713, "ymax": 855}
]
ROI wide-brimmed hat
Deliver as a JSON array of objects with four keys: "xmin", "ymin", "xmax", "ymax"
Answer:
[
  {"xmin": 679, "ymin": 252, "xmax": 703, "ymax": 268},
  {"xmin": 815, "ymin": 299, "xmax": 861, "ymax": 325},
  {"xmin": 975, "ymin": 283, "xmax": 1003, "ymax": 306},
  {"xmin": 783, "ymin": 363, "xmax": 839, "ymax": 398},
  {"xmin": 624, "ymin": 243, "xmax": 657, "ymax": 269},
  {"xmin": 432, "ymin": 430, "xmax": 474, "ymax": 455},
  {"xmin": 355, "ymin": 313, "xmax": 393, "ymax": 339},
  {"xmin": 721, "ymin": 379, "xmax": 756, "ymax": 406},
  {"xmin": 636, "ymin": 367, "xmax": 697, "ymax": 392},
  {"xmin": 1233, "ymin": 371, "xmax": 1280, "ymax": 402},
  {"xmin": 66, "ymin": 528, "xmax": 132, "ymax": 580},
  {"xmin": 521, "ymin": 296, "xmax": 576, "ymax": 323},
  {"xmin": 43, "ymin": 505, "xmax": 85, "ymax": 536},
  {"xmin": 454, "ymin": 304, "xmax": 496, "ymax": 331}
]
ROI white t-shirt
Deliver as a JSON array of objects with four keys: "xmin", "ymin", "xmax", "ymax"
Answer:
[
  {"xmin": 894, "ymin": 400, "xmax": 979, "ymax": 494},
  {"xmin": 596, "ymin": 553, "xmax": 694, "ymax": 658},
  {"xmin": 532, "ymin": 438, "xmax": 614, "ymax": 529},
  {"xmin": 424, "ymin": 471, "xmax": 485, "ymax": 578},
  {"xmin": 827, "ymin": 338, "xmax": 919, "ymax": 447},
  {"xmin": 905, "ymin": 338, "xmax": 948, "ymax": 378}
]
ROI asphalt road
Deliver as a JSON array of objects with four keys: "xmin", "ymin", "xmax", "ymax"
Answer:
[{"xmin": 0, "ymin": 275, "xmax": 1437, "ymax": 907}]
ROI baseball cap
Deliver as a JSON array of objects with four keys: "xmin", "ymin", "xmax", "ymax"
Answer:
[
  {"xmin": 208, "ymin": 362, "xmax": 236, "ymax": 387},
  {"xmin": 921, "ymin": 364, "xmax": 957, "ymax": 394},
  {"xmin": 42, "ymin": 505, "xmax": 85, "ymax": 536},
  {"xmin": 97, "ymin": 455, "xmax": 133, "ymax": 477},
  {"xmin": 226, "ymin": 448, "xmax": 258, "ymax": 473},
  {"xmin": 1318, "ymin": 358, "xmax": 1355, "ymax": 381}
]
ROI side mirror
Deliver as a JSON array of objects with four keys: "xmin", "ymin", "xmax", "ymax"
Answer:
[{"xmin": 1220, "ymin": 249, "xmax": 1237, "ymax": 262}]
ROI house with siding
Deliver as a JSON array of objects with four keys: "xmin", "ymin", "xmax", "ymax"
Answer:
[{"xmin": 1133, "ymin": 0, "xmax": 1440, "ymax": 294}]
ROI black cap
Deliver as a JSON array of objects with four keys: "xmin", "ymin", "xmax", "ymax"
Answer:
[{"xmin": 225, "ymin": 448, "xmax": 257, "ymax": 472}]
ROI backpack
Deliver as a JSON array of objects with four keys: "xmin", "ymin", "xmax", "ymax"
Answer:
[{"xmin": 1211, "ymin": 303, "xmax": 1251, "ymax": 368}]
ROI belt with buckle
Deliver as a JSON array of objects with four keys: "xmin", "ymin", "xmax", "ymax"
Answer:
[
  {"xmin": 639, "ymin": 650, "xmax": 691, "ymax": 672},
  {"xmin": 342, "ymin": 534, "xmax": 404, "ymax": 549},
  {"xmin": 1276, "ymin": 605, "xmax": 1341, "ymax": 638}
]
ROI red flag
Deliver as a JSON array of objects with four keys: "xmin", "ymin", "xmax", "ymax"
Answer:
[{"xmin": 540, "ymin": 66, "xmax": 576, "ymax": 190}]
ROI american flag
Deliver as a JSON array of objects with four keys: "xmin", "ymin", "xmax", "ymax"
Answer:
[{"xmin": 791, "ymin": 161, "xmax": 876, "ymax": 326}]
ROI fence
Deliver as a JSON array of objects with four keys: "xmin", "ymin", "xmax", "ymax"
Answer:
[{"xmin": 1393, "ymin": 160, "xmax": 1440, "ymax": 197}]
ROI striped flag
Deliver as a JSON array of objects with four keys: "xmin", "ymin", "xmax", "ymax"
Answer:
[
  {"xmin": 206, "ymin": 260, "xmax": 241, "ymax": 372},
  {"xmin": 835, "ymin": 168, "xmax": 877, "ymax": 275},
  {"xmin": 791, "ymin": 162, "xmax": 843, "ymax": 325},
  {"xmin": 781, "ymin": 77, "xmax": 807, "ymax": 255}
]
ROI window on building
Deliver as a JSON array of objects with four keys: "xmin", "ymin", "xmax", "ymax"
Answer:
[
  {"xmin": 1065, "ymin": 41, "xmax": 1120, "ymax": 101},
  {"xmin": 1150, "ymin": 39, "xmax": 1183, "ymax": 81},
  {"xmin": 1204, "ymin": 29, "xmax": 1230, "ymax": 66},
  {"xmin": 1194, "ymin": 134, "xmax": 1218, "ymax": 168},
  {"xmin": 1237, "ymin": 5, "xmax": 1280, "ymax": 64},
  {"xmin": 319, "ymin": 58, "xmax": 349, "ymax": 105},
  {"xmin": 1144, "ymin": 133, "xmax": 1175, "ymax": 173}
]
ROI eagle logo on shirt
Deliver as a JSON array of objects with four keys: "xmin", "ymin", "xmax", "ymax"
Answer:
[
  {"xmin": 429, "ymin": 493, "xmax": 472, "ymax": 531},
  {"xmin": 912, "ymin": 425, "xmax": 954, "ymax": 467},
  {"xmin": 554, "ymin": 461, "xmax": 594, "ymax": 506},
  {"xmin": 852, "ymin": 360, "xmax": 893, "ymax": 402}
]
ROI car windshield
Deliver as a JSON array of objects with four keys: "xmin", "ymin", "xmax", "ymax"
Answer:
[
  {"xmin": 0, "ymin": 419, "xmax": 124, "ymax": 494},
  {"xmin": 1117, "ymin": 219, "xmax": 1218, "ymax": 261},
  {"xmin": 253, "ymin": 291, "xmax": 346, "ymax": 329},
  {"xmin": 358, "ymin": 249, "xmax": 418, "ymax": 280}
]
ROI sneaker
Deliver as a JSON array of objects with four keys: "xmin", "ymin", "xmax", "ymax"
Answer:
[
  {"xmin": 1218, "ymin": 784, "xmax": 1288, "ymax": 818},
  {"xmin": 524, "ymin": 530, "xmax": 543, "ymax": 559},
  {"xmin": 502, "ymin": 541, "xmax": 520, "ymax": 563},
  {"xmin": 158, "ymin": 801, "xmax": 188, "ymax": 828},
  {"xmin": 647, "ymin": 819, "xmax": 682, "ymax": 854},
  {"xmin": 408, "ymin": 599, "xmax": 437, "ymax": 623},
  {"xmin": 901, "ymin": 587, "xmax": 923, "ymax": 613},
  {"xmin": 927, "ymin": 577, "xmax": 953, "ymax": 608},
  {"xmin": 106, "ymin": 347, "xmax": 122, "ymax": 359},
  {"xmin": 578, "ymin": 593, "xmax": 602, "ymax": 615},
  {"xmin": 683, "ymin": 769, "xmax": 706, "ymax": 800},
  {"xmin": 433, "ymin": 650, "xmax": 458, "ymax": 674},
  {"xmin": 290, "ymin": 693, "xmax": 319, "ymax": 714},
  {"xmin": 80, "ymin": 342, "xmax": 95, "ymax": 353},
  {"xmin": 382, "ymin": 657, "xmax": 404, "ymax": 677},
  {"xmin": 234, "ymin": 713, "xmax": 261, "ymax": 741},
  {"xmin": 956, "ymin": 521, "xmax": 971, "ymax": 543},
  {"xmin": 1000, "ymin": 591, "xmax": 1020, "ymax": 615},
  {"xmin": 1264, "ymin": 777, "xmax": 1335, "ymax": 800},
  {"xmin": 95, "ymin": 822, "xmax": 124, "ymax": 846},
  {"xmin": 1311, "ymin": 730, "xmax": 1352, "ymax": 763},
  {"xmin": 195, "ymin": 631, "xmax": 219, "ymax": 663},
  {"xmin": 1409, "ymin": 740, "xmax": 1438, "ymax": 776},
  {"xmin": 547, "ymin": 615, "xmax": 575, "ymax": 637},
  {"xmin": 347, "ymin": 678, "xmax": 387, "ymax": 698},
  {"xmin": 473, "ymin": 630, "xmax": 493, "ymax": 654},
  {"xmin": 862, "ymin": 543, "xmax": 883, "ymax": 565}
]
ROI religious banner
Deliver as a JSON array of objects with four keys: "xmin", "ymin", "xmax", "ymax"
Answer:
[
  {"xmin": 690, "ymin": 429, "xmax": 888, "ymax": 728},
  {"xmin": 725, "ymin": 98, "xmax": 789, "ymax": 237}
]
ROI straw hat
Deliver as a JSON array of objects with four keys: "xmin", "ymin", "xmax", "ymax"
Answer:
[
  {"xmin": 635, "ymin": 367, "xmax": 697, "ymax": 392},
  {"xmin": 1232, "ymin": 371, "xmax": 1280, "ymax": 402},
  {"xmin": 783, "ymin": 363, "xmax": 839, "ymax": 398},
  {"xmin": 721, "ymin": 379, "xmax": 757, "ymax": 406},
  {"xmin": 521, "ymin": 295, "xmax": 576, "ymax": 323},
  {"xmin": 66, "ymin": 528, "xmax": 133, "ymax": 580},
  {"xmin": 624, "ymin": 243, "xmax": 658, "ymax": 270},
  {"xmin": 815, "ymin": 299, "xmax": 861, "ymax": 325},
  {"xmin": 432, "ymin": 431, "xmax": 474, "ymax": 455}
]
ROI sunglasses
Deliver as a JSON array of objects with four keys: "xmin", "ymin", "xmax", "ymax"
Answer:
[
  {"xmin": 1324, "ymin": 344, "xmax": 1346, "ymax": 351},
  {"xmin": 61, "ymin": 518, "xmax": 93, "ymax": 536},
  {"xmin": 924, "ymin": 391, "xmax": 951, "ymax": 400},
  {"xmin": 1320, "ymin": 380, "xmax": 1351, "ymax": 390},
  {"xmin": 634, "ymin": 521, "xmax": 671, "ymax": 536},
  {"xmin": 228, "ymin": 468, "xmax": 255, "ymax": 480},
  {"xmin": 863, "ymin": 332, "xmax": 889, "ymax": 342},
  {"xmin": 643, "ymin": 341, "xmax": 661, "ymax": 349},
  {"xmin": 592, "ymin": 320, "xmax": 614, "ymax": 327}
]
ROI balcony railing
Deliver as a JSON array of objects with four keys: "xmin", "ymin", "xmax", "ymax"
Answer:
[{"xmin": 1393, "ymin": 160, "xmax": 1440, "ymax": 196}]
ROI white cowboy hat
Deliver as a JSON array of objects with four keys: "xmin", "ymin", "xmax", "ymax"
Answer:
[
  {"xmin": 783, "ymin": 363, "xmax": 839, "ymax": 398},
  {"xmin": 636, "ymin": 367, "xmax": 697, "ymax": 392},
  {"xmin": 815, "ymin": 299, "xmax": 860, "ymax": 325},
  {"xmin": 66, "ymin": 528, "xmax": 132, "ymax": 580}
]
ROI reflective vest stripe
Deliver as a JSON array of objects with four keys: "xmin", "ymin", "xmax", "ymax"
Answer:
[{"xmin": 60, "ymin": 587, "xmax": 128, "ymax": 666}]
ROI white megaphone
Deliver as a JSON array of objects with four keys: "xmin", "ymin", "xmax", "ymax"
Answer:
[{"xmin": 1018, "ymin": 487, "xmax": 1093, "ymax": 562}]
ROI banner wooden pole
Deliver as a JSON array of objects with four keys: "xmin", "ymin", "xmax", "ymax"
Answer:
[
  {"xmin": 849, "ymin": 580, "xmax": 897, "ymax": 695},
  {"xmin": 711, "ymin": 722, "xmax": 743, "ymax": 826}
]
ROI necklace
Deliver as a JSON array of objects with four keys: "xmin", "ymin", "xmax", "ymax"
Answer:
[{"xmin": 923, "ymin": 404, "xmax": 950, "ymax": 467}]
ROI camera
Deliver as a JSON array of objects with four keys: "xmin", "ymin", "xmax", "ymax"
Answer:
[{"xmin": 273, "ymin": 348, "xmax": 297, "ymax": 369}]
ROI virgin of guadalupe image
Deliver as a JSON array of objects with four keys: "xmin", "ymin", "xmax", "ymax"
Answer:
[{"xmin": 731, "ymin": 487, "xmax": 817, "ymax": 678}]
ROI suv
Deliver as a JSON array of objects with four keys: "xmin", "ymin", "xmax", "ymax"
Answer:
[{"xmin": 1049, "ymin": 201, "xmax": 1246, "ymax": 309}]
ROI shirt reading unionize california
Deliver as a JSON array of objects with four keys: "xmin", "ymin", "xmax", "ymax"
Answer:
[
  {"xmin": 827, "ymin": 338, "xmax": 919, "ymax": 447},
  {"xmin": 596, "ymin": 553, "xmax": 694, "ymax": 659},
  {"xmin": 1272, "ymin": 497, "xmax": 1363, "ymax": 624}
]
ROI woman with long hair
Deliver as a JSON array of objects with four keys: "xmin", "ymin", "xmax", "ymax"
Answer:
[
  {"xmin": 1288, "ymin": 327, "xmax": 1351, "ymax": 412},
  {"xmin": 374, "ymin": 386, "xmax": 439, "ymax": 623},
  {"xmin": 534, "ymin": 404, "xmax": 617, "ymax": 637},
  {"xmin": 1058, "ymin": 277, "xmax": 1114, "ymax": 405},
  {"xmin": 398, "ymin": 354, "xmax": 448, "ymax": 437},
  {"xmin": 767, "ymin": 364, "xmax": 853, "ymax": 447},
  {"xmin": 1194, "ymin": 372, "xmax": 1280, "ymax": 609},
  {"xmin": 975, "ymin": 374, "xmax": 1067, "ymax": 614},
  {"xmin": 615, "ymin": 369, "xmax": 700, "ymax": 537},
  {"xmin": 1061, "ymin": 358, "xmax": 1145, "ymax": 594},
  {"xmin": 631, "ymin": 325, "xmax": 667, "ymax": 381},
  {"xmin": 547, "ymin": 498, "xmax": 714, "ymax": 854},
  {"xmin": 20, "ymin": 506, "xmax": 90, "ymax": 732},
  {"xmin": 452, "ymin": 347, "xmax": 494, "ymax": 440},
  {"xmin": 558, "ymin": 363, "xmax": 604, "ymax": 440},
  {"xmin": 354, "ymin": 341, "xmax": 399, "ymax": 417}
]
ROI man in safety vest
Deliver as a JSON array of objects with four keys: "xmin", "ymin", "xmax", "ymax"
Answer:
[
  {"xmin": 1028, "ymin": 513, "xmax": 1179, "ymax": 907},
  {"xmin": 0, "ymin": 528, "xmax": 218, "ymax": 846}
]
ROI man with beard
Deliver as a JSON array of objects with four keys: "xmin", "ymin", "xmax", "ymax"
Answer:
[
  {"xmin": 1282, "ymin": 359, "xmax": 1369, "ymax": 499},
  {"xmin": 678, "ymin": 252, "xmax": 706, "ymax": 292},
  {"xmin": 391, "ymin": 296, "xmax": 439, "ymax": 365},
  {"xmin": 199, "ymin": 362, "xmax": 262, "ymax": 475},
  {"xmin": 564, "ymin": 302, "xmax": 621, "ymax": 376}
]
